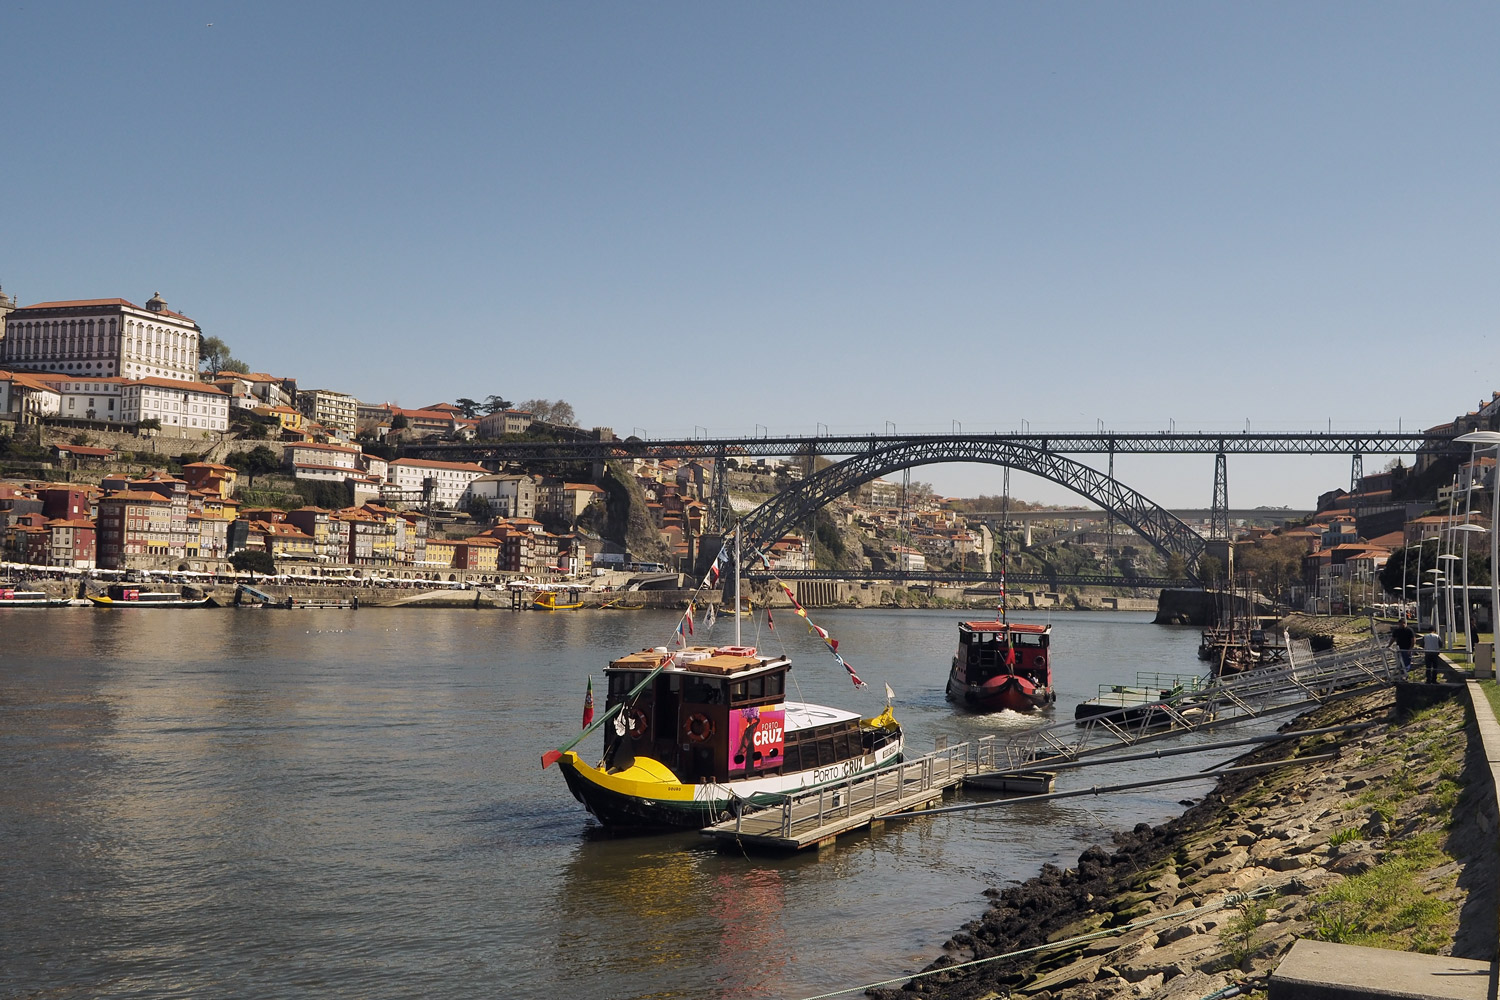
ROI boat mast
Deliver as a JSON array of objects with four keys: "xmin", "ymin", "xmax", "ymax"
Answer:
[{"xmin": 734, "ymin": 522, "xmax": 742, "ymax": 647}]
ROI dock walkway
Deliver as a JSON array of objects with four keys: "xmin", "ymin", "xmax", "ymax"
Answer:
[
  {"xmin": 702, "ymin": 742, "xmax": 986, "ymax": 850},
  {"xmin": 704, "ymin": 634, "xmax": 1402, "ymax": 852}
]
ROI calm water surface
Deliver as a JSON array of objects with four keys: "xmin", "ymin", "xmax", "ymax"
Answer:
[{"xmin": 1, "ymin": 606, "xmax": 1254, "ymax": 999}]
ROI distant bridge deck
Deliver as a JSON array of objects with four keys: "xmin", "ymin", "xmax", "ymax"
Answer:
[
  {"xmin": 743, "ymin": 569, "xmax": 1191, "ymax": 588},
  {"xmin": 402, "ymin": 431, "xmax": 1448, "ymax": 464}
]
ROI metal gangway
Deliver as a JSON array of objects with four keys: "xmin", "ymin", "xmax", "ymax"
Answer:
[
  {"xmin": 701, "ymin": 741, "xmax": 983, "ymax": 850},
  {"xmin": 991, "ymin": 635, "xmax": 1401, "ymax": 773}
]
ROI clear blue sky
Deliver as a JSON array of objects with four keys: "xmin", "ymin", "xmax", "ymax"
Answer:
[{"xmin": 3, "ymin": 3, "xmax": 1495, "ymax": 508}]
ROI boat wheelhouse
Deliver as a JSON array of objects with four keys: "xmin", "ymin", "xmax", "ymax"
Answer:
[
  {"xmin": 556, "ymin": 644, "xmax": 902, "ymax": 832},
  {"xmin": 946, "ymin": 620, "xmax": 1054, "ymax": 712}
]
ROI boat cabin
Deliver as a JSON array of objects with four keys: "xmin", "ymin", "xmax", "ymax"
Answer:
[
  {"xmin": 956, "ymin": 620, "xmax": 1050, "ymax": 679},
  {"xmin": 601, "ymin": 645, "xmax": 889, "ymax": 784}
]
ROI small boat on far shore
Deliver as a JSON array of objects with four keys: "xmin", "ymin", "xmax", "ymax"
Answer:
[
  {"xmin": 946, "ymin": 620, "xmax": 1055, "ymax": 712},
  {"xmin": 88, "ymin": 585, "xmax": 211, "ymax": 608},
  {"xmin": 533, "ymin": 589, "xmax": 585, "ymax": 610},
  {"xmin": 0, "ymin": 587, "xmax": 58, "ymax": 607}
]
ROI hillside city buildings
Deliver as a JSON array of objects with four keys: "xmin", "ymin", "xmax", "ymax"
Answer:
[{"xmin": 2, "ymin": 284, "xmax": 1498, "ymax": 605}]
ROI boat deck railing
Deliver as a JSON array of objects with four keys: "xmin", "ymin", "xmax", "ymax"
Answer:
[{"xmin": 712, "ymin": 741, "xmax": 982, "ymax": 847}]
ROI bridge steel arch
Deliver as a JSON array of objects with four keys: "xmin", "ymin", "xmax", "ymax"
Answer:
[{"xmin": 736, "ymin": 439, "xmax": 1208, "ymax": 578}]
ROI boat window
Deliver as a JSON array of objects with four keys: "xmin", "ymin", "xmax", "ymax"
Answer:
[
  {"xmin": 816, "ymin": 737, "xmax": 836, "ymax": 767},
  {"xmin": 608, "ymin": 672, "xmax": 646, "ymax": 697},
  {"xmin": 746, "ymin": 676, "xmax": 764, "ymax": 699},
  {"xmin": 683, "ymin": 680, "xmax": 721, "ymax": 705},
  {"xmin": 731, "ymin": 680, "xmax": 747, "ymax": 701},
  {"xmin": 765, "ymin": 672, "xmax": 784, "ymax": 697}
]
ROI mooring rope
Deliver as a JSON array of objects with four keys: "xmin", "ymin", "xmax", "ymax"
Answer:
[{"xmin": 791, "ymin": 887, "xmax": 1278, "ymax": 1000}]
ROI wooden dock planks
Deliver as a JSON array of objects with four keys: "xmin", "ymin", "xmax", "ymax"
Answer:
[{"xmin": 701, "ymin": 747, "xmax": 1022, "ymax": 850}]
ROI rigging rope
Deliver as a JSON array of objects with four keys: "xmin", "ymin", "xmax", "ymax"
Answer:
[{"xmin": 791, "ymin": 887, "xmax": 1278, "ymax": 1000}]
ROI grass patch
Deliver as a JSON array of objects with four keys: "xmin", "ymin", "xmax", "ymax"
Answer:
[
  {"xmin": 1220, "ymin": 897, "xmax": 1274, "ymax": 968},
  {"xmin": 1481, "ymin": 679, "xmax": 1500, "ymax": 722},
  {"xmin": 1328, "ymin": 826, "xmax": 1360, "ymax": 847},
  {"xmin": 1309, "ymin": 832, "xmax": 1458, "ymax": 953}
]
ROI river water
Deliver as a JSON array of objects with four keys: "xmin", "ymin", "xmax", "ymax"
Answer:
[{"xmin": 0, "ymin": 607, "xmax": 1259, "ymax": 1000}]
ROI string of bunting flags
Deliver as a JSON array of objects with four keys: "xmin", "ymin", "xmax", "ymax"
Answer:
[{"xmin": 697, "ymin": 539, "xmax": 866, "ymax": 688}]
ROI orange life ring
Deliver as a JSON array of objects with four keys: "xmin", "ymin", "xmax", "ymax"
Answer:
[
  {"xmin": 619, "ymin": 706, "xmax": 649, "ymax": 739},
  {"xmin": 715, "ymin": 645, "xmax": 757, "ymax": 657},
  {"xmin": 684, "ymin": 712, "xmax": 715, "ymax": 743}
]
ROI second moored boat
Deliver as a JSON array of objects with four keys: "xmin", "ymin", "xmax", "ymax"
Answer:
[{"xmin": 946, "ymin": 619, "xmax": 1055, "ymax": 712}]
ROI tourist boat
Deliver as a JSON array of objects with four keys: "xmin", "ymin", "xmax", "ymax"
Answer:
[
  {"xmin": 532, "ymin": 589, "xmax": 585, "ymax": 610},
  {"xmin": 87, "ymin": 585, "xmax": 211, "ymax": 608},
  {"xmin": 946, "ymin": 620, "xmax": 1054, "ymax": 712},
  {"xmin": 549, "ymin": 643, "xmax": 903, "ymax": 831},
  {"xmin": 0, "ymin": 587, "xmax": 56, "ymax": 606}
]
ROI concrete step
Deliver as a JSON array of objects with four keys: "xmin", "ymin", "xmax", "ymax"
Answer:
[{"xmin": 1270, "ymin": 940, "xmax": 1492, "ymax": 1000}]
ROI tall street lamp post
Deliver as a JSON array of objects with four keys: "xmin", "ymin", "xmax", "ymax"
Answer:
[{"xmin": 1456, "ymin": 430, "xmax": 1500, "ymax": 649}]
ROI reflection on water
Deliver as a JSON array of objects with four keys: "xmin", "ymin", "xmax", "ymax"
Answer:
[{"xmin": 0, "ymin": 608, "xmax": 1252, "ymax": 1000}]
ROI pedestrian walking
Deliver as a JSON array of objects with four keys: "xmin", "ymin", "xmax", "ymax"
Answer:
[
  {"xmin": 1388, "ymin": 620, "xmax": 1415, "ymax": 673},
  {"xmin": 1422, "ymin": 628, "xmax": 1444, "ymax": 683}
]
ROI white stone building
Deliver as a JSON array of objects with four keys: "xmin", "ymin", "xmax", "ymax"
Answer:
[
  {"xmin": 1, "ymin": 293, "xmax": 201, "ymax": 382},
  {"xmin": 34, "ymin": 375, "xmax": 127, "ymax": 423},
  {"xmin": 387, "ymin": 458, "xmax": 492, "ymax": 509},
  {"xmin": 119, "ymin": 377, "xmax": 230, "ymax": 434},
  {"xmin": 464, "ymin": 473, "xmax": 538, "ymax": 518}
]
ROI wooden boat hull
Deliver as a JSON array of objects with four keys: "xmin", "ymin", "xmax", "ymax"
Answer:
[
  {"xmin": 88, "ymin": 595, "xmax": 211, "ymax": 608},
  {"xmin": 946, "ymin": 668, "xmax": 1054, "ymax": 712},
  {"xmin": 557, "ymin": 740, "xmax": 904, "ymax": 833}
]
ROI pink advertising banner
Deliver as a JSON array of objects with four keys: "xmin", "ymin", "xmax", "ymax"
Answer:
[{"xmin": 728, "ymin": 706, "xmax": 785, "ymax": 776}]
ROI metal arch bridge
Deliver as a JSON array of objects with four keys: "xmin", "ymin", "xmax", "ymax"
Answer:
[
  {"xmin": 733, "ymin": 439, "xmax": 1212, "ymax": 575},
  {"xmin": 402, "ymin": 429, "xmax": 1443, "ymax": 463},
  {"xmin": 401, "ymin": 429, "xmax": 1454, "ymax": 577}
]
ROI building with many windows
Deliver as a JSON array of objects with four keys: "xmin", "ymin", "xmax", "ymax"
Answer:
[
  {"xmin": 119, "ymin": 377, "xmax": 230, "ymax": 434},
  {"xmin": 297, "ymin": 389, "xmax": 359, "ymax": 439},
  {"xmin": 387, "ymin": 458, "xmax": 492, "ymax": 509},
  {"xmin": 0, "ymin": 293, "xmax": 201, "ymax": 381}
]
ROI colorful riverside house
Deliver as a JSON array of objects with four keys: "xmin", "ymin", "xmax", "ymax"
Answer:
[
  {"xmin": 95, "ymin": 490, "xmax": 175, "ymax": 568},
  {"xmin": 457, "ymin": 535, "xmax": 500, "ymax": 575},
  {"xmin": 180, "ymin": 462, "xmax": 238, "ymax": 499},
  {"xmin": 424, "ymin": 536, "xmax": 458, "ymax": 569}
]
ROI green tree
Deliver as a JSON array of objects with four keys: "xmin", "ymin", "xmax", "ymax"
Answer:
[
  {"xmin": 519, "ymin": 399, "xmax": 576, "ymax": 426},
  {"xmin": 390, "ymin": 413, "xmax": 409, "ymax": 432},
  {"xmin": 199, "ymin": 335, "xmax": 249, "ymax": 378},
  {"xmin": 228, "ymin": 445, "xmax": 281, "ymax": 487},
  {"xmin": 230, "ymin": 549, "xmax": 276, "ymax": 575},
  {"xmin": 454, "ymin": 398, "xmax": 481, "ymax": 419},
  {"xmin": 482, "ymin": 394, "xmax": 513, "ymax": 415},
  {"xmin": 137, "ymin": 417, "xmax": 161, "ymax": 433}
]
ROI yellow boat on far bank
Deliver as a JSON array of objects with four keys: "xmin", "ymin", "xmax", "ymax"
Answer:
[{"xmin": 533, "ymin": 589, "xmax": 585, "ymax": 611}]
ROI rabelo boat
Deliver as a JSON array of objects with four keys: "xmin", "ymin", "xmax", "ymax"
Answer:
[
  {"xmin": 550, "ymin": 643, "xmax": 902, "ymax": 832},
  {"xmin": 946, "ymin": 619, "xmax": 1055, "ymax": 712}
]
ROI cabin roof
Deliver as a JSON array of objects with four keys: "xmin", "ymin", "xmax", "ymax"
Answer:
[
  {"xmin": 607, "ymin": 646, "xmax": 787, "ymax": 677},
  {"xmin": 784, "ymin": 701, "xmax": 860, "ymax": 729},
  {"xmin": 958, "ymin": 621, "xmax": 1050, "ymax": 634}
]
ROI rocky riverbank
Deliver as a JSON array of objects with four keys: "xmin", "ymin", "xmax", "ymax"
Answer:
[{"xmin": 874, "ymin": 685, "xmax": 1497, "ymax": 1000}]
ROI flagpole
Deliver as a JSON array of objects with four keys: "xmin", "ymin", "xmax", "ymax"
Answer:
[
  {"xmin": 542, "ymin": 660, "xmax": 668, "ymax": 768},
  {"xmin": 735, "ymin": 522, "xmax": 743, "ymax": 647}
]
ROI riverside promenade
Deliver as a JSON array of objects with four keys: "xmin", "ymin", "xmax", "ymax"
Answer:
[{"xmin": 865, "ymin": 659, "xmax": 1500, "ymax": 1000}]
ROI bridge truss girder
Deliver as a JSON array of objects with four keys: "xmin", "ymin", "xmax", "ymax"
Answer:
[{"xmin": 735, "ymin": 439, "xmax": 1208, "ymax": 579}]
